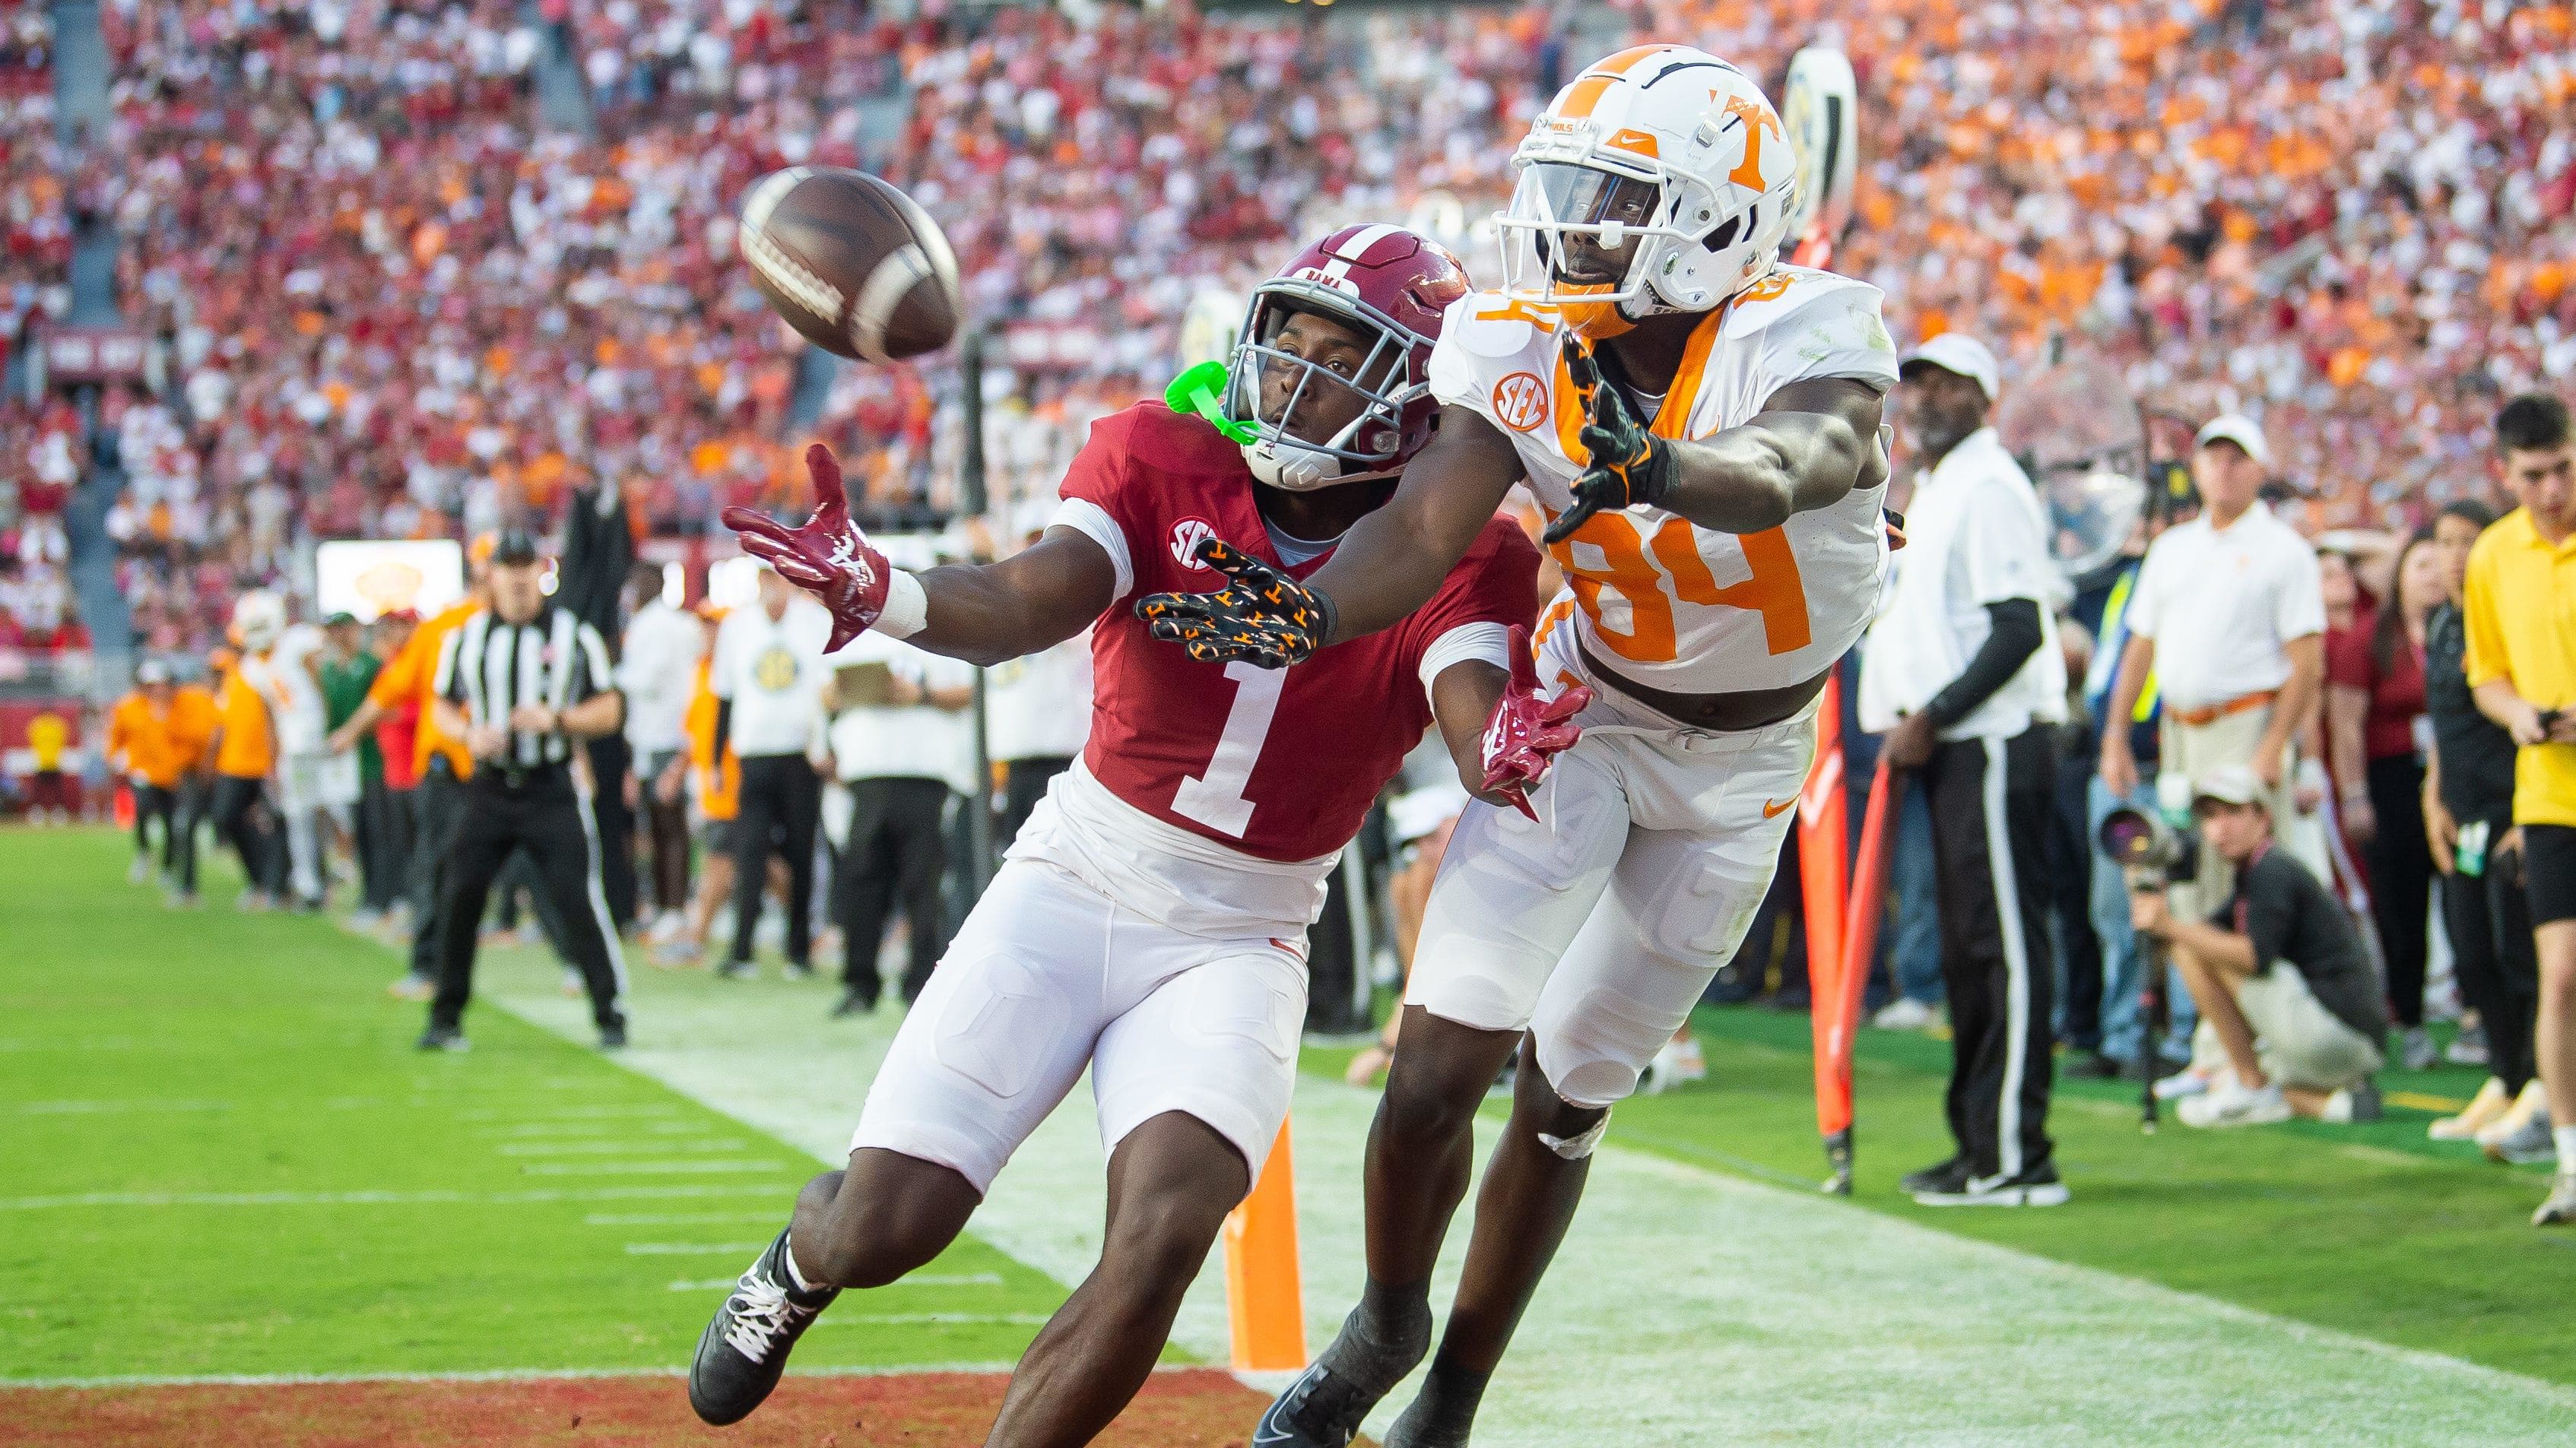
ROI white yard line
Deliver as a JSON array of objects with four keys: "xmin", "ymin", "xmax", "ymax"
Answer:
[
  {"xmin": 465, "ymin": 940, "xmax": 2576, "ymax": 1445},
  {"xmin": 0, "ymin": 1183, "xmax": 788, "ymax": 1212}
]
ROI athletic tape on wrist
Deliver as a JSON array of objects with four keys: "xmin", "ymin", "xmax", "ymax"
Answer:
[{"xmin": 878, "ymin": 569, "xmax": 928, "ymax": 639}]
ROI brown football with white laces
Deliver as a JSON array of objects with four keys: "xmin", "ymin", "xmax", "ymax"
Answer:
[{"xmin": 738, "ymin": 167, "xmax": 962, "ymax": 363}]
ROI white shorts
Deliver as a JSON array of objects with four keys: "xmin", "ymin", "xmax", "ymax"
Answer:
[
  {"xmin": 851, "ymin": 854, "xmax": 1309, "ymax": 1196},
  {"xmin": 1407, "ymin": 623, "xmax": 1817, "ymax": 1108},
  {"xmin": 2238, "ymin": 963, "xmax": 2384, "ymax": 1091}
]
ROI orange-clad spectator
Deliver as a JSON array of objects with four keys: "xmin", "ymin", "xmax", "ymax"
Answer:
[
  {"xmin": 208, "ymin": 610, "xmax": 289, "ymax": 909},
  {"xmin": 107, "ymin": 661, "xmax": 218, "ymax": 901},
  {"xmin": 655, "ymin": 610, "xmax": 746, "ymax": 968}
]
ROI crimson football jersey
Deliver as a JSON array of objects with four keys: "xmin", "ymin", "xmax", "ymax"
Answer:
[{"xmin": 1058, "ymin": 401, "xmax": 1539, "ymax": 863}]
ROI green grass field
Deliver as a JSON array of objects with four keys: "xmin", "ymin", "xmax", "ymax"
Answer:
[
  {"xmin": 1314, "ymin": 1003, "xmax": 2576, "ymax": 1386},
  {"xmin": 0, "ymin": 828, "xmax": 1065, "ymax": 1383},
  {"xmin": 12, "ymin": 822, "xmax": 2576, "ymax": 1446}
]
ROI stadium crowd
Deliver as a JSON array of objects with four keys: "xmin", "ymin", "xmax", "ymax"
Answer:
[{"xmin": 8, "ymin": 0, "xmax": 2573, "ymax": 1234}]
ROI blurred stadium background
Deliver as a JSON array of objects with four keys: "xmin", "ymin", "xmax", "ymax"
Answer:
[{"xmin": 5, "ymin": 1, "xmax": 2576, "ymax": 1444}]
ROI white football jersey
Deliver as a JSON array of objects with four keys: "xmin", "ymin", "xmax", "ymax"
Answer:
[{"xmin": 1429, "ymin": 267, "xmax": 1900, "ymax": 693}]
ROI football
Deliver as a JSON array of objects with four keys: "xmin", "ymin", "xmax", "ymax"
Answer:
[{"xmin": 738, "ymin": 167, "xmax": 963, "ymax": 363}]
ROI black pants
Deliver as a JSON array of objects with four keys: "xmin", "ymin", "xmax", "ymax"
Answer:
[
  {"xmin": 406, "ymin": 762, "xmax": 468, "ymax": 980},
  {"xmin": 2362, "ymin": 753, "xmax": 2434, "ymax": 1028},
  {"xmin": 831, "ymin": 777, "xmax": 952, "ymax": 1004},
  {"xmin": 2443, "ymin": 816, "xmax": 2540, "ymax": 1093},
  {"xmin": 372, "ymin": 781, "xmax": 414, "ymax": 914},
  {"xmin": 640, "ymin": 749, "xmax": 691, "ymax": 914},
  {"xmin": 133, "ymin": 781, "xmax": 193, "ymax": 890},
  {"xmin": 998, "ymin": 756, "xmax": 1073, "ymax": 846},
  {"xmin": 731, "ymin": 753, "xmax": 821, "ymax": 967},
  {"xmin": 587, "ymin": 734, "xmax": 638, "ymax": 932},
  {"xmin": 2045, "ymin": 746, "xmax": 2104, "ymax": 1050},
  {"xmin": 1924, "ymin": 726, "xmax": 2058, "ymax": 1179},
  {"xmin": 354, "ymin": 773, "xmax": 402, "ymax": 911},
  {"xmin": 209, "ymin": 774, "xmax": 285, "ymax": 897},
  {"xmin": 431, "ymin": 770, "xmax": 625, "ymax": 1034},
  {"xmin": 492, "ymin": 847, "xmax": 573, "ymax": 958}
]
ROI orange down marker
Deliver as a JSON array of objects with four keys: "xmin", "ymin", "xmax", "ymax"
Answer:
[{"xmin": 1223, "ymin": 1121, "xmax": 1307, "ymax": 1371}]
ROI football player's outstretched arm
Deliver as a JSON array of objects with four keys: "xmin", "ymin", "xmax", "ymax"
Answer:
[
  {"xmin": 899, "ymin": 533, "xmax": 1116, "ymax": 667},
  {"xmin": 725, "ymin": 445, "xmax": 1115, "ymax": 668},
  {"xmin": 1429, "ymin": 623, "xmax": 1591, "ymax": 819},
  {"xmin": 1661, "ymin": 375, "xmax": 1889, "ymax": 532},
  {"xmin": 1299, "ymin": 404, "xmax": 1524, "ymax": 644},
  {"xmin": 1546, "ymin": 354, "xmax": 1888, "ymax": 546}
]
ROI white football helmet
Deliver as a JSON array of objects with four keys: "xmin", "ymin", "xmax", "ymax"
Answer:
[
  {"xmin": 230, "ymin": 590, "xmax": 286, "ymax": 653},
  {"xmin": 1496, "ymin": 45, "xmax": 1798, "ymax": 340}
]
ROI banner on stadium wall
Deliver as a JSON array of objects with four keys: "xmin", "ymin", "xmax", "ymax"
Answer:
[
  {"xmin": 315, "ymin": 540, "xmax": 467, "ymax": 623},
  {"xmin": 41, "ymin": 325, "xmax": 150, "ymax": 382}
]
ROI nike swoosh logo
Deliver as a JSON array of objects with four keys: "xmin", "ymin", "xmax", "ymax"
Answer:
[{"xmin": 1762, "ymin": 797, "xmax": 1794, "ymax": 819}]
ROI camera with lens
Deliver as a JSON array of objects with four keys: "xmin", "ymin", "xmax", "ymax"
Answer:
[{"xmin": 2098, "ymin": 803, "xmax": 2199, "ymax": 889}]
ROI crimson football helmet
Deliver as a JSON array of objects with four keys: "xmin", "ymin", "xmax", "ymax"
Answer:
[{"xmin": 1224, "ymin": 223, "xmax": 1470, "ymax": 490}]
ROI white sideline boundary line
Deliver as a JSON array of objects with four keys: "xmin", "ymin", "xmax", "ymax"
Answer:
[{"xmin": 378, "ymin": 917, "xmax": 2576, "ymax": 1445}]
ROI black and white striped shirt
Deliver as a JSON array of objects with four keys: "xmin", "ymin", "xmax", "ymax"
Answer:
[{"xmin": 435, "ymin": 605, "xmax": 616, "ymax": 773}]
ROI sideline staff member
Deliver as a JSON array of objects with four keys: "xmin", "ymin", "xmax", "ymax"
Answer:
[
  {"xmin": 1861, "ymin": 334, "xmax": 2070, "ymax": 1207},
  {"xmin": 418, "ymin": 530, "xmax": 630, "ymax": 1052}
]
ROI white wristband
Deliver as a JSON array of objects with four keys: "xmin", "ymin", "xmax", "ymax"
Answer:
[{"xmin": 877, "ymin": 569, "xmax": 928, "ymax": 639}]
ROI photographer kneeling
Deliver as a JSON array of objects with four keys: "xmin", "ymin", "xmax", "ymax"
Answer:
[{"xmin": 2130, "ymin": 765, "xmax": 2388, "ymax": 1127}]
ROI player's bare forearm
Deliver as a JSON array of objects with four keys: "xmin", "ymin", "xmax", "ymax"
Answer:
[
  {"xmin": 1429, "ymin": 659, "xmax": 1514, "ymax": 804},
  {"xmin": 1657, "ymin": 377, "xmax": 1886, "ymax": 535},
  {"xmin": 1302, "ymin": 405, "xmax": 1521, "ymax": 645},
  {"xmin": 898, "ymin": 530, "xmax": 1117, "ymax": 667}
]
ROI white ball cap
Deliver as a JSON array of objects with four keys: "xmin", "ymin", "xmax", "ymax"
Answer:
[
  {"xmin": 1899, "ymin": 332, "xmax": 2000, "ymax": 402},
  {"xmin": 2193, "ymin": 412, "xmax": 2273, "ymax": 471}
]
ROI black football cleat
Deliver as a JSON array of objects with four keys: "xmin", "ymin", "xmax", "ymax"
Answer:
[
  {"xmin": 415, "ymin": 1026, "xmax": 468, "ymax": 1053},
  {"xmin": 689, "ymin": 1228, "xmax": 837, "ymax": 1425},
  {"xmin": 1252, "ymin": 1309, "xmax": 1427, "ymax": 1448}
]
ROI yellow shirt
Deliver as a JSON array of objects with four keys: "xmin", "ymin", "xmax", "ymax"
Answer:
[
  {"xmin": 26, "ymin": 712, "xmax": 68, "ymax": 772},
  {"xmin": 366, "ymin": 600, "xmax": 477, "ymax": 779},
  {"xmin": 2463, "ymin": 506, "xmax": 2576, "ymax": 826},
  {"xmin": 214, "ymin": 670, "xmax": 275, "ymax": 778}
]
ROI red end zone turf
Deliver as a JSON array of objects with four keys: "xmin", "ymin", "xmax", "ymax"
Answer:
[{"xmin": 2, "ymin": 1369, "xmax": 1278, "ymax": 1448}]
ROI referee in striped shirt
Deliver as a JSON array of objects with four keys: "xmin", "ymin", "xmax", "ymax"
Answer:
[{"xmin": 419, "ymin": 529, "xmax": 630, "ymax": 1051}]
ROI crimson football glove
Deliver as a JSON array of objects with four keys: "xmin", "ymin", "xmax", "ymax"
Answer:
[
  {"xmin": 720, "ymin": 443, "xmax": 890, "ymax": 654},
  {"xmin": 1134, "ymin": 537, "xmax": 1337, "ymax": 670},
  {"xmin": 1542, "ymin": 334, "xmax": 1677, "ymax": 545},
  {"xmin": 1480, "ymin": 624, "xmax": 1591, "ymax": 819}
]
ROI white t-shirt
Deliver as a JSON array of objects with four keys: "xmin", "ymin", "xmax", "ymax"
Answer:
[
  {"xmin": 246, "ymin": 624, "xmax": 330, "ymax": 755},
  {"xmin": 617, "ymin": 600, "xmax": 706, "ymax": 756},
  {"xmin": 984, "ymin": 632, "xmax": 1093, "ymax": 763},
  {"xmin": 1857, "ymin": 429, "xmax": 2069, "ymax": 740},
  {"xmin": 824, "ymin": 630, "xmax": 978, "ymax": 794},
  {"xmin": 709, "ymin": 597, "xmax": 833, "ymax": 758},
  {"xmin": 2124, "ymin": 502, "xmax": 2325, "ymax": 711}
]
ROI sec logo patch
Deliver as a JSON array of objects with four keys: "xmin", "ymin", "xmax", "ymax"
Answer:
[
  {"xmin": 1492, "ymin": 371, "xmax": 1548, "ymax": 432},
  {"xmin": 1170, "ymin": 517, "xmax": 1218, "ymax": 569}
]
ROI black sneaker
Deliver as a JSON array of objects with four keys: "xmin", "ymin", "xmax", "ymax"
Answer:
[
  {"xmin": 830, "ymin": 991, "xmax": 875, "ymax": 1019},
  {"xmin": 1252, "ymin": 1307, "xmax": 1430, "ymax": 1448},
  {"xmin": 689, "ymin": 1228, "xmax": 838, "ymax": 1425},
  {"xmin": 2064, "ymin": 1050, "xmax": 2124, "ymax": 1082},
  {"xmin": 716, "ymin": 958, "xmax": 757, "ymax": 981},
  {"xmin": 415, "ymin": 1025, "xmax": 468, "ymax": 1053},
  {"xmin": 1899, "ymin": 1155, "xmax": 1971, "ymax": 1196},
  {"xmin": 783, "ymin": 961, "xmax": 817, "ymax": 982},
  {"xmin": 1914, "ymin": 1161, "xmax": 2068, "ymax": 1208},
  {"xmin": 598, "ymin": 1023, "xmax": 628, "ymax": 1050}
]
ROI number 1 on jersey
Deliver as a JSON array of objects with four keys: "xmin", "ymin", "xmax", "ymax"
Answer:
[{"xmin": 1170, "ymin": 661, "xmax": 1286, "ymax": 838}]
